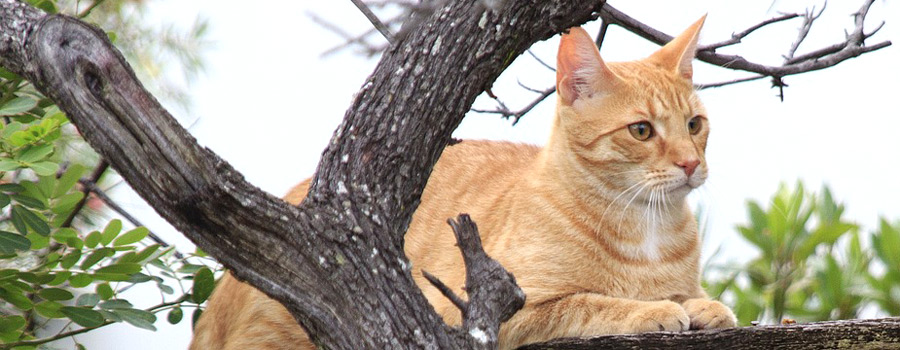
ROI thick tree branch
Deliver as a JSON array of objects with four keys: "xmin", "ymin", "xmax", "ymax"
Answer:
[{"xmin": 519, "ymin": 317, "xmax": 900, "ymax": 350}]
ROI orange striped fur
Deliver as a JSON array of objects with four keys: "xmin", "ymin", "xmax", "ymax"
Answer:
[{"xmin": 190, "ymin": 16, "xmax": 735, "ymax": 350}]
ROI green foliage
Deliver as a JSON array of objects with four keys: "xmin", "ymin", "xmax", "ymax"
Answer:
[{"xmin": 706, "ymin": 183, "xmax": 900, "ymax": 325}]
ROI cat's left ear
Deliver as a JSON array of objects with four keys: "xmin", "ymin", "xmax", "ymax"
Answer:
[{"xmin": 649, "ymin": 15, "xmax": 706, "ymax": 80}]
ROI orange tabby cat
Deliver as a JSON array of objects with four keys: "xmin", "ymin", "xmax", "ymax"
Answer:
[{"xmin": 190, "ymin": 17, "xmax": 736, "ymax": 350}]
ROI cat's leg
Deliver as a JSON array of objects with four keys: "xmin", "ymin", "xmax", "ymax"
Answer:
[
  {"xmin": 498, "ymin": 292, "xmax": 688, "ymax": 350},
  {"xmin": 681, "ymin": 298, "xmax": 736, "ymax": 330}
]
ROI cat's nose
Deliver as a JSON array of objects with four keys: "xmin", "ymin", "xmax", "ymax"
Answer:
[{"xmin": 676, "ymin": 159, "xmax": 700, "ymax": 177}]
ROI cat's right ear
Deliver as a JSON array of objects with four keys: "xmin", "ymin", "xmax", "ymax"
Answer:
[{"xmin": 557, "ymin": 27, "xmax": 618, "ymax": 106}]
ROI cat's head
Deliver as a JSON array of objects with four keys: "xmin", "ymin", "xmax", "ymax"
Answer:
[{"xmin": 552, "ymin": 16, "xmax": 708, "ymax": 203}]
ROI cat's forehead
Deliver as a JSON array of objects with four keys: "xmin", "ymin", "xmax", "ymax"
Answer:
[{"xmin": 608, "ymin": 60, "xmax": 702, "ymax": 117}]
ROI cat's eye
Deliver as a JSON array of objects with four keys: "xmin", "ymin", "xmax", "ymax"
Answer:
[
  {"xmin": 628, "ymin": 122, "xmax": 653, "ymax": 141},
  {"xmin": 688, "ymin": 116, "xmax": 703, "ymax": 135}
]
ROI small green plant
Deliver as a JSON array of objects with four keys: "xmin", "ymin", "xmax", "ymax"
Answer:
[{"xmin": 706, "ymin": 183, "xmax": 900, "ymax": 325}]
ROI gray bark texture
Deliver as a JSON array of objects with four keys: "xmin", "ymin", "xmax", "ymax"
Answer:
[{"xmin": 2, "ymin": 0, "xmax": 899, "ymax": 349}]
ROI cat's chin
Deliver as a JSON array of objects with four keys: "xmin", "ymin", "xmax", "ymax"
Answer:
[{"xmin": 667, "ymin": 183, "xmax": 695, "ymax": 199}]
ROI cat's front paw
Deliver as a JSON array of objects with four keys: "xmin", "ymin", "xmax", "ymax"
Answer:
[
  {"xmin": 682, "ymin": 298, "xmax": 736, "ymax": 330},
  {"xmin": 624, "ymin": 300, "xmax": 689, "ymax": 333}
]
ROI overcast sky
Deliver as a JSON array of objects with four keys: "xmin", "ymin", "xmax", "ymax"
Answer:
[{"xmin": 69, "ymin": 0, "xmax": 898, "ymax": 348}]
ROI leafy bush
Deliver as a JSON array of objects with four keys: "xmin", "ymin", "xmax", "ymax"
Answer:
[{"xmin": 706, "ymin": 183, "xmax": 900, "ymax": 325}]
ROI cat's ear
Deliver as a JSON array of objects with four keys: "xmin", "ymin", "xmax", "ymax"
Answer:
[
  {"xmin": 557, "ymin": 27, "xmax": 618, "ymax": 106},
  {"xmin": 649, "ymin": 15, "xmax": 706, "ymax": 80}
]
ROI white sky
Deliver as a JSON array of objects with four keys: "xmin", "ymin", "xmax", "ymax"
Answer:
[{"xmin": 67, "ymin": 0, "xmax": 898, "ymax": 348}]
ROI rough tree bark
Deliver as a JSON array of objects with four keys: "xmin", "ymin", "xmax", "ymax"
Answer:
[{"xmin": 1, "ymin": 0, "xmax": 899, "ymax": 349}]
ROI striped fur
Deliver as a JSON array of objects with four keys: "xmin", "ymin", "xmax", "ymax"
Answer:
[{"xmin": 190, "ymin": 17, "xmax": 735, "ymax": 350}]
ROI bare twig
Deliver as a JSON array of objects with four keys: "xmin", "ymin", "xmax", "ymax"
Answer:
[
  {"xmin": 527, "ymin": 50, "xmax": 555, "ymax": 72},
  {"xmin": 699, "ymin": 13, "xmax": 801, "ymax": 51},
  {"xmin": 784, "ymin": 2, "xmax": 827, "ymax": 62},
  {"xmin": 61, "ymin": 160, "xmax": 108, "ymax": 228},
  {"xmin": 471, "ymin": 85, "xmax": 555, "ymax": 125},
  {"xmin": 350, "ymin": 0, "xmax": 394, "ymax": 44},
  {"xmin": 696, "ymin": 75, "xmax": 766, "ymax": 90}
]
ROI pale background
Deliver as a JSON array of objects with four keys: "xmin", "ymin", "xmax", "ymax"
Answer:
[{"xmin": 65, "ymin": 0, "xmax": 899, "ymax": 348}]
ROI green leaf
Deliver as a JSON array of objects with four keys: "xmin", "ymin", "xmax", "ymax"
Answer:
[
  {"xmin": 37, "ymin": 288, "xmax": 74, "ymax": 301},
  {"xmin": 29, "ymin": 161, "xmax": 59, "ymax": 176},
  {"xmin": 11, "ymin": 194, "xmax": 46, "ymax": 210},
  {"xmin": 60, "ymin": 306, "xmax": 105, "ymax": 328},
  {"xmin": 85, "ymin": 231, "xmax": 102, "ymax": 248},
  {"xmin": 48, "ymin": 271, "xmax": 71, "ymax": 286},
  {"xmin": 0, "ymin": 193, "xmax": 10, "ymax": 209},
  {"xmin": 0, "ymin": 183, "xmax": 25, "ymax": 193},
  {"xmin": 92, "ymin": 273, "xmax": 132, "ymax": 282},
  {"xmin": 52, "ymin": 227, "xmax": 78, "ymax": 242},
  {"xmin": 76, "ymin": 293, "xmax": 100, "ymax": 307},
  {"xmin": 13, "ymin": 205, "xmax": 49, "ymax": 236},
  {"xmin": 17, "ymin": 144, "xmax": 53, "ymax": 163},
  {"xmin": 0, "ymin": 287, "xmax": 33, "ymax": 310},
  {"xmin": 95, "ymin": 263, "xmax": 141, "ymax": 275},
  {"xmin": 60, "ymin": 250, "xmax": 82, "ymax": 269},
  {"xmin": 192, "ymin": 308, "xmax": 203, "ymax": 329},
  {"xmin": 0, "ymin": 160, "xmax": 21, "ymax": 172},
  {"xmin": 0, "ymin": 231, "xmax": 31, "ymax": 255},
  {"xmin": 54, "ymin": 164, "xmax": 85, "ymax": 198},
  {"xmin": 96, "ymin": 283, "xmax": 114, "ymax": 300},
  {"xmin": 0, "ymin": 97, "xmax": 37, "ymax": 116},
  {"xmin": 113, "ymin": 308, "xmax": 157, "ymax": 331},
  {"xmin": 26, "ymin": 231, "xmax": 49, "ymax": 249},
  {"xmin": 167, "ymin": 307, "xmax": 183, "ymax": 324},
  {"xmin": 0, "ymin": 315, "xmax": 26, "ymax": 333},
  {"xmin": 81, "ymin": 247, "xmax": 115, "ymax": 270},
  {"xmin": 131, "ymin": 244, "xmax": 161, "ymax": 264},
  {"xmin": 51, "ymin": 192, "xmax": 84, "ymax": 214},
  {"xmin": 192, "ymin": 267, "xmax": 215, "ymax": 303},
  {"xmin": 101, "ymin": 220, "xmax": 122, "ymax": 246},
  {"xmin": 34, "ymin": 301, "xmax": 65, "ymax": 318},
  {"xmin": 68, "ymin": 274, "xmax": 94, "ymax": 288},
  {"xmin": 98, "ymin": 299, "xmax": 133, "ymax": 310},
  {"xmin": 9, "ymin": 205, "xmax": 27, "ymax": 234},
  {"xmin": 113, "ymin": 227, "xmax": 149, "ymax": 247}
]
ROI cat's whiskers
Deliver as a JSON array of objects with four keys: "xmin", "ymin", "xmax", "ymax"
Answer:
[
  {"xmin": 616, "ymin": 179, "xmax": 651, "ymax": 234},
  {"xmin": 599, "ymin": 180, "xmax": 646, "ymax": 227}
]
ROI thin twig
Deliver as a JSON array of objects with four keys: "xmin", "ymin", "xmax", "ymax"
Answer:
[
  {"xmin": 696, "ymin": 75, "xmax": 767, "ymax": 90},
  {"xmin": 350, "ymin": 0, "xmax": 394, "ymax": 44},
  {"xmin": 700, "ymin": 13, "xmax": 801, "ymax": 51},
  {"xmin": 422, "ymin": 270, "xmax": 467, "ymax": 312},
  {"xmin": 61, "ymin": 160, "xmax": 108, "ymax": 228},
  {"xmin": 784, "ymin": 2, "xmax": 826, "ymax": 62},
  {"xmin": 526, "ymin": 50, "xmax": 555, "ymax": 72}
]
